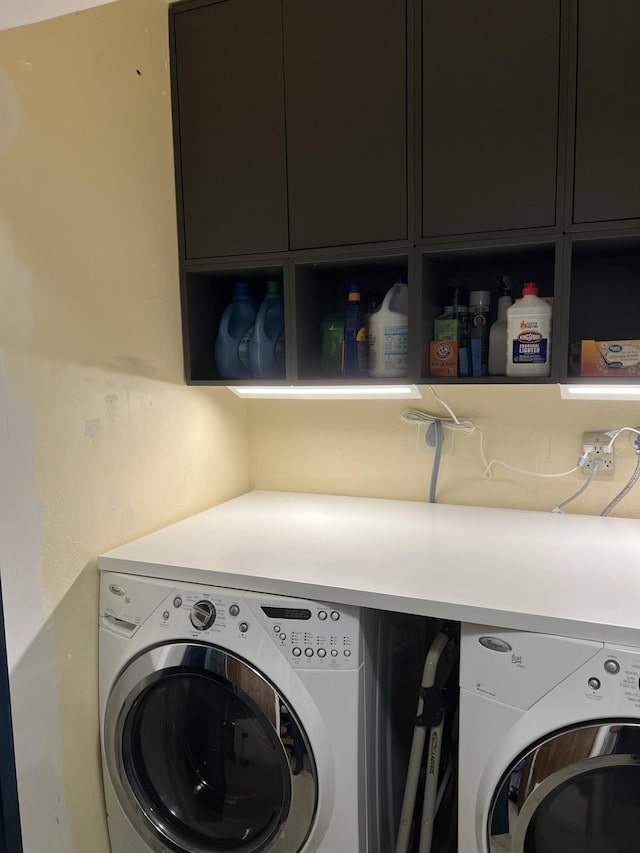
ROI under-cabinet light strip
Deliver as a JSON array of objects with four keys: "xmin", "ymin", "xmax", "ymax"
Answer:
[
  {"xmin": 228, "ymin": 385, "xmax": 423, "ymax": 400},
  {"xmin": 560, "ymin": 385, "xmax": 640, "ymax": 401}
]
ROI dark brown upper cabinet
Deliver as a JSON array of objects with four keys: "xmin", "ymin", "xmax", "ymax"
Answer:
[
  {"xmin": 170, "ymin": 0, "xmax": 288, "ymax": 260},
  {"xmin": 421, "ymin": 0, "xmax": 561, "ymax": 238},
  {"xmin": 572, "ymin": 0, "xmax": 640, "ymax": 225},
  {"xmin": 283, "ymin": 0, "xmax": 408, "ymax": 250}
]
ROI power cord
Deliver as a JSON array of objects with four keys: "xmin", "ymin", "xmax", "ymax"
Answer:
[{"xmin": 402, "ymin": 387, "xmax": 585, "ymax": 503}]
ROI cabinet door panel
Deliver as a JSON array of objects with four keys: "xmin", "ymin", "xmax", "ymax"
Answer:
[
  {"xmin": 573, "ymin": 0, "xmax": 640, "ymax": 224},
  {"xmin": 172, "ymin": 0, "xmax": 288, "ymax": 259},
  {"xmin": 283, "ymin": 0, "xmax": 407, "ymax": 250},
  {"xmin": 422, "ymin": 0, "xmax": 560, "ymax": 237}
]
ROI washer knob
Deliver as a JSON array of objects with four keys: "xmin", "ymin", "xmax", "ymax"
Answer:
[
  {"xmin": 229, "ymin": 604, "xmax": 240, "ymax": 617},
  {"xmin": 304, "ymin": 648, "xmax": 314, "ymax": 657},
  {"xmin": 330, "ymin": 611, "xmax": 340, "ymax": 621},
  {"xmin": 344, "ymin": 649, "xmax": 351, "ymax": 658},
  {"xmin": 331, "ymin": 649, "xmax": 338, "ymax": 657},
  {"xmin": 292, "ymin": 647, "xmax": 302, "ymax": 657},
  {"xmin": 238, "ymin": 622, "xmax": 249, "ymax": 634},
  {"xmin": 190, "ymin": 600, "xmax": 216, "ymax": 631},
  {"xmin": 604, "ymin": 659, "xmax": 620, "ymax": 675},
  {"xmin": 317, "ymin": 648, "xmax": 327, "ymax": 658},
  {"xmin": 318, "ymin": 610, "xmax": 328, "ymax": 621},
  {"xmin": 588, "ymin": 677, "xmax": 601, "ymax": 691}
]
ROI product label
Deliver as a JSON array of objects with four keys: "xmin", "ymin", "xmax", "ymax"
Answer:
[
  {"xmin": 382, "ymin": 325, "xmax": 408, "ymax": 370},
  {"xmin": 511, "ymin": 320, "xmax": 548, "ymax": 364},
  {"xmin": 238, "ymin": 327, "xmax": 253, "ymax": 370}
]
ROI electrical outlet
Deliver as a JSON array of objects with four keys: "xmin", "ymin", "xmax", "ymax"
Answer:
[
  {"xmin": 581, "ymin": 432, "xmax": 614, "ymax": 477},
  {"xmin": 416, "ymin": 423, "xmax": 454, "ymax": 455}
]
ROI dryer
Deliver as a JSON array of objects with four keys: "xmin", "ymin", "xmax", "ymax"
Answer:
[
  {"xmin": 458, "ymin": 622, "xmax": 640, "ymax": 853},
  {"xmin": 99, "ymin": 570, "xmax": 378, "ymax": 853}
]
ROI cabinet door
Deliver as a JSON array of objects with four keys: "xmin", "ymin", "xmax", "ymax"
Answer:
[
  {"xmin": 573, "ymin": 0, "xmax": 640, "ymax": 224},
  {"xmin": 283, "ymin": 0, "xmax": 407, "ymax": 250},
  {"xmin": 422, "ymin": 0, "xmax": 560, "ymax": 237},
  {"xmin": 171, "ymin": 0, "xmax": 288, "ymax": 259}
]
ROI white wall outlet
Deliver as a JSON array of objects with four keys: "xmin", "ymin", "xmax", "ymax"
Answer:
[
  {"xmin": 581, "ymin": 432, "xmax": 614, "ymax": 477},
  {"xmin": 417, "ymin": 423, "xmax": 454, "ymax": 455}
]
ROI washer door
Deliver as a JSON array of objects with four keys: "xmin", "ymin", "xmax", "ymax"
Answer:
[
  {"xmin": 488, "ymin": 722, "xmax": 640, "ymax": 853},
  {"xmin": 104, "ymin": 642, "xmax": 317, "ymax": 853}
]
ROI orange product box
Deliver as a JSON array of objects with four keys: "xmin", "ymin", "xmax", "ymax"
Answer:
[
  {"xmin": 580, "ymin": 339, "xmax": 640, "ymax": 377},
  {"xmin": 430, "ymin": 340, "xmax": 458, "ymax": 377}
]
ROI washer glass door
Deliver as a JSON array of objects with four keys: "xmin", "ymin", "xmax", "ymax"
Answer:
[
  {"xmin": 489, "ymin": 722, "xmax": 640, "ymax": 853},
  {"xmin": 105, "ymin": 643, "xmax": 316, "ymax": 853}
]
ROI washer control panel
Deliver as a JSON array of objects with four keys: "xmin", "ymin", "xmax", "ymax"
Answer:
[
  {"xmin": 252, "ymin": 600, "xmax": 361, "ymax": 670},
  {"xmin": 101, "ymin": 572, "xmax": 361, "ymax": 670}
]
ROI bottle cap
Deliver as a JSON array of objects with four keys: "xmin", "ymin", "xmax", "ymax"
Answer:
[
  {"xmin": 235, "ymin": 281, "xmax": 250, "ymax": 295},
  {"xmin": 266, "ymin": 280, "xmax": 281, "ymax": 294},
  {"xmin": 523, "ymin": 282, "xmax": 539, "ymax": 296},
  {"xmin": 470, "ymin": 290, "xmax": 492, "ymax": 307},
  {"xmin": 348, "ymin": 280, "xmax": 361, "ymax": 301}
]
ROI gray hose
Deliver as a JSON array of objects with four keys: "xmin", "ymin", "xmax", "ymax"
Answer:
[
  {"xmin": 601, "ymin": 450, "xmax": 640, "ymax": 516},
  {"xmin": 428, "ymin": 420, "xmax": 443, "ymax": 504}
]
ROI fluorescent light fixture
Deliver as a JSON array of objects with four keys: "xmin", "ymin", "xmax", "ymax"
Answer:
[
  {"xmin": 560, "ymin": 384, "xmax": 640, "ymax": 401},
  {"xmin": 228, "ymin": 384, "xmax": 422, "ymax": 400}
]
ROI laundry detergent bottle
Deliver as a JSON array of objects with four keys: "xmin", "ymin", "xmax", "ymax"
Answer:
[
  {"xmin": 249, "ymin": 280, "xmax": 286, "ymax": 378},
  {"xmin": 367, "ymin": 281, "xmax": 409, "ymax": 377},
  {"xmin": 214, "ymin": 282, "xmax": 257, "ymax": 379}
]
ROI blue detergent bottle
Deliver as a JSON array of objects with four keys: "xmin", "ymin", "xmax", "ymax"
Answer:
[
  {"xmin": 249, "ymin": 280, "xmax": 286, "ymax": 378},
  {"xmin": 214, "ymin": 282, "xmax": 257, "ymax": 378}
]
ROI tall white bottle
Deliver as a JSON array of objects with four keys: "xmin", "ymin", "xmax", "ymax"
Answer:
[{"xmin": 505, "ymin": 281, "xmax": 552, "ymax": 377}]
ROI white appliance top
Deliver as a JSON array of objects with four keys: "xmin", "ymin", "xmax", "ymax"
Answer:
[{"xmin": 98, "ymin": 490, "xmax": 640, "ymax": 646}]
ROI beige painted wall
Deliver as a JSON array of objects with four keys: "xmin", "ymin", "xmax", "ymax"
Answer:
[
  {"xmin": 249, "ymin": 385, "xmax": 640, "ymax": 518},
  {"xmin": 0, "ymin": 2, "xmax": 249, "ymax": 851}
]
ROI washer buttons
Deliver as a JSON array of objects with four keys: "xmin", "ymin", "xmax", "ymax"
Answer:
[
  {"xmin": 173, "ymin": 596, "xmax": 182, "ymax": 608},
  {"xmin": 162, "ymin": 611, "xmax": 170, "ymax": 620},
  {"xmin": 292, "ymin": 647, "xmax": 302, "ymax": 657},
  {"xmin": 330, "ymin": 611, "xmax": 340, "ymax": 621},
  {"xmin": 239, "ymin": 622, "xmax": 249, "ymax": 634},
  {"xmin": 318, "ymin": 610, "xmax": 328, "ymax": 621},
  {"xmin": 304, "ymin": 648, "xmax": 314, "ymax": 657},
  {"xmin": 604, "ymin": 659, "xmax": 620, "ymax": 675},
  {"xmin": 273, "ymin": 625, "xmax": 281, "ymax": 633},
  {"xmin": 229, "ymin": 604, "xmax": 240, "ymax": 617},
  {"xmin": 588, "ymin": 677, "xmax": 601, "ymax": 691},
  {"xmin": 331, "ymin": 649, "xmax": 339, "ymax": 657},
  {"xmin": 317, "ymin": 648, "xmax": 327, "ymax": 658},
  {"xmin": 344, "ymin": 649, "xmax": 351, "ymax": 658},
  {"xmin": 279, "ymin": 632, "xmax": 287, "ymax": 641}
]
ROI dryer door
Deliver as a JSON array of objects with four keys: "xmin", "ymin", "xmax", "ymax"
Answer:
[
  {"xmin": 104, "ymin": 642, "xmax": 317, "ymax": 853},
  {"xmin": 488, "ymin": 721, "xmax": 640, "ymax": 853}
]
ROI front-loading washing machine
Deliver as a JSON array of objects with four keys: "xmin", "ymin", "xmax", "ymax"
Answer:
[
  {"xmin": 458, "ymin": 622, "xmax": 640, "ymax": 853},
  {"xmin": 99, "ymin": 570, "xmax": 380, "ymax": 853}
]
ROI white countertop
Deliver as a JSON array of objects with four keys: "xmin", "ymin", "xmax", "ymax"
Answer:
[{"xmin": 98, "ymin": 490, "xmax": 640, "ymax": 646}]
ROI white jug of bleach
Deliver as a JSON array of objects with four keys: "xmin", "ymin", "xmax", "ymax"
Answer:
[{"xmin": 367, "ymin": 281, "xmax": 409, "ymax": 378}]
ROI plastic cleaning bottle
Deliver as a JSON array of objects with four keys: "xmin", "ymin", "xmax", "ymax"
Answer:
[
  {"xmin": 343, "ymin": 280, "xmax": 367, "ymax": 377},
  {"xmin": 451, "ymin": 286, "xmax": 470, "ymax": 377},
  {"xmin": 470, "ymin": 290, "xmax": 491, "ymax": 376},
  {"xmin": 367, "ymin": 280, "xmax": 409, "ymax": 378},
  {"xmin": 506, "ymin": 281, "xmax": 552, "ymax": 377},
  {"xmin": 214, "ymin": 282, "xmax": 257, "ymax": 378},
  {"xmin": 249, "ymin": 280, "xmax": 285, "ymax": 378},
  {"xmin": 488, "ymin": 277, "xmax": 513, "ymax": 376}
]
